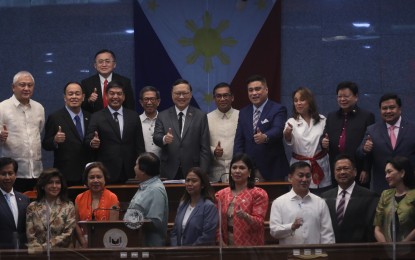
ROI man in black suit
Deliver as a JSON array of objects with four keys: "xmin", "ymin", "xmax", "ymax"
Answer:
[
  {"xmin": 153, "ymin": 79, "xmax": 211, "ymax": 180},
  {"xmin": 42, "ymin": 82, "xmax": 91, "ymax": 186},
  {"xmin": 81, "ymin": 49, "xmax": 135, "ymax": 113},
  {"xmin": 321, "ymin": 154, "xmax": 378, "ymax": 243},
  {"xmin": 322, "ymin": 81, "xmax": 375, "ymax": 187},
  {"xmin": 0, "ymin": 157, "xmax": 30, "ymax": 249},
  {"xmin": 85, "ymin": 80, "xmax": 145, "ymax": 184}
]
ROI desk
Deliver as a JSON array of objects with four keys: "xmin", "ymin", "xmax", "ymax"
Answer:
[{"xmin": 68, "ymin": 182, "xmax": 290, "ymax": 222}]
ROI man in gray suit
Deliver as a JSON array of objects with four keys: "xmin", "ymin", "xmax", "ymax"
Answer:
[{"xmin": 153, "ymin": 79, "xmax": 211, "ymax": 179}]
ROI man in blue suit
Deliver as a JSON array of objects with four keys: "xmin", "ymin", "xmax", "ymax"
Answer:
[
  {"xmin": 233, "ymin": 75, "xmax": 289, "ymax": 180},
  {"xmin": 358, "ymin": 93, "xmax": 415, "ymax": 194},
  {"xmin": 0, "ymin": 157, "xmax": 30, "ymax": 249}
]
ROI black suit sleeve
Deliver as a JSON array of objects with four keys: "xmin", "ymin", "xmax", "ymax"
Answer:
[
  {"xmin": 42, "ymin": 115, "xmax": 58, "ymax": 151},
  {"xmin": 136, "ymin": 115, "xmax": 145, "ymax": 155}
]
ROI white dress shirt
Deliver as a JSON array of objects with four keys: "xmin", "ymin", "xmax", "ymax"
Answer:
[
  {"xmin": 140, "ymin": 111, "xmax": 161, "ymax": 158},
  {"xmin": 0, "ymin": 95, "xmax": 45, "ymax": 178},
  {"xmin": 207, "ymin": 108, "xmax": 239, "ymax": 181},
  {"xmin": 270, "ymin": 189, "xmax": 335, "ymax": 244}
]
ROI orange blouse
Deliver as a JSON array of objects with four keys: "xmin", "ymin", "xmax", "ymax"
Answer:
[{"xmin": 75, "ymin": 189, "xmax": 119, "ymax": 221}]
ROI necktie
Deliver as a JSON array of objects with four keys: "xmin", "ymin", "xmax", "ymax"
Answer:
[
  {"xmin": 389, "ymin": 125, "xmax": 397, "ymax": 149},
  {"xmin": 103, "ymin": 79, "xmax": 108, "ymax": 107},
  {"xmin": 178, "ymin": 112, "xmax": 184, "ymax": 136},
  {"xmin": 338, "ymin": 114, "xmax": 348, "ymax": 152},
  {"xmin": 336, "ymin": 190, "xmax": 346, "ymax": 225},
  {"xmin": 5, "ymin": 193, "xmax": 18, "ymax": 227},
  {"xmin": 253, "ymin": 109, "xmax": 260, "ymax": 132},
  {"xmin": 113, "ymin": 112, "xmax": 121, "ymax": 136},
  {"xmin": 74, "ymin": 115, "xmax": 83, "ymax": 138}
]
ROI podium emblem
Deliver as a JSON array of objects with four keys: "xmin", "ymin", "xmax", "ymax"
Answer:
[{"xmin": 103, "ymin": 228, "xmax": 128, "ymax": 248}]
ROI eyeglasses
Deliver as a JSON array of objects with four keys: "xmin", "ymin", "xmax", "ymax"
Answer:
[
  {"xmin": 96, "ymin": 59, "xmax": 114, "ymax": 65},
  {"xmin": 173, "ymin": 92, "xmax": 191, "ymax": 97},
  {"xmin": 214, "ymin": 93, "xmax": 232, "ymax": 100},
  {"xmin": 142, "ymin": 97, "xmax": 159, "ymax": 103}
]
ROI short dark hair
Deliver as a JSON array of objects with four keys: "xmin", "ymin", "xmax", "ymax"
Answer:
[
  {"xmin": 94, "ymin": 49, "xmax": 116, "ymax": 61},
  {"xmin": 0, "ymin": 157, "xmax": 18, "ymax": 173},
  {"xmin": 289, "ymin": 161, "xmax": 311, "ymax": 175},
  {"xmin": 181, "ymin": 167, "xmax": 215, "ymax": 203},
  {"xmin": 386, "ymin": 156, "xmax": 415, "ymax": 189},
  {"xmin": 83, "ymin": 162, "xmax": 111, "ymax": 186},
  {"xmin": 379, "ymin": 93, "xmax": 402, "ymax": 108},
  {"xmin": 172, "ymin": 78, "xmax": 192, "ymax": 92},
  {"xmin": 63, "ymin": 81, "xmax": 82, "ymax": 94},
  {"xmin": 212, "ymin": 82, "xmax": 232, "ymax": 96},
  {"xmin": 36, "ymin": 168, "xmax": 69, "ymax": 202},
  {"xmin": 229, "ymin": 153, "xmax": 256, "ymax": 190},
  {"xmin": 139, "ymin": 86, "xmax": 160, "ymax": 100},
  {"xmin": 246, "ymin": 74, "xmax": 267, "ymax": 86},
  {"xmin": 137, "ymin": 152, "xmax": 160, "ymax": 177},
  {"xmin": 336, "ymin": 81, "xmax": 359, "ymax": 96},
  {"xmin": 334, "ymin": 154, "xmax": 356, "ymax": 169},
  {"xmin": 106, "ymin": 80, "xmax": 125, "ymax": 94}
]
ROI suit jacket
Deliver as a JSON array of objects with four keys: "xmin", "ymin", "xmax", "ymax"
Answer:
[
  {"xmin": 170, "ymin": 198, "xmax": 218, "ymax": 246},
  {"xmin": 233, "ymin": 100, "xmax": 289, "ymax": 180},
  {"xmin": 81, "ymin": 73, "xmax": 136, "ymax": 113},
  {"xmin": 323, "ymin": 106, "xmax": 375, "ymax": 184},
  {"xmin": 153, "ymin": 106, "xmax": 211, "ymax": 179},
  {"xmin": 357, "ymin": 119, "xmax": 415, "ymax": 194},
  {"xmin": 85, "ymin": 107, "xmax": 145, "ymax": 183},
  {"xmin": 42, "ymin": 108, "xmax": 91, "ymax": 185},
  {"xmin": 0, "ymin": 191, "xmax": 30, "ymax": 249},
  {"xmin": 321, "ymin": 185, "xmax": 379, "ymax": 243}
]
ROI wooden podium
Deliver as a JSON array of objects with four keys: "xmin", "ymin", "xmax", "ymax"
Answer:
[{"xmin": 78, "ymin": 220, "xmax": 149, "ymax": 248}]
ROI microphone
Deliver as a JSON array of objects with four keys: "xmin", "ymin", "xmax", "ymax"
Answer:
[{"xmin": 91, "ymin": 205, "xmax": 120, "ymax": 221}]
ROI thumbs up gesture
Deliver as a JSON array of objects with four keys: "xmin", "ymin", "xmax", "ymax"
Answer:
[
  {"xmin": 164, "ymin": 128, "xmax": 174, "ymax": 144},
  {"xmin": 363, "ymin": 135, "xmax": 373, "ymax": 153},
  {"xmin": 283, "ymin": 122, "xmax": 293, "ymax": 142},
  {"xmin": 321, "ymin": 133, "xmax": 329, "ymax": 149},
  {"xmin": 90, "ymin": 131, "xmax": 100, "ymax": 148},
  {"xmin": 253, "ymin": 127, "xmax": 268, "ymax": 144},
  {"xmin": 0, "ymin": 124, "xmax": 8, "ymax": 142},
  {"xmin": 89, "ymin": 88, "xmax": 98, "ymax": 103},
  {"xmin": 54, "ymin": 126, "xmax": 66, "ymax": 143},
  {"xmin": 214, "ymin": 141, "xmax": 224, "ymax": 158}
]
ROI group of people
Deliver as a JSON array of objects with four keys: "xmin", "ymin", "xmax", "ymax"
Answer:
[{"xmin": 0, "ymin": 48, "xmax": 415, "ymax": 250}]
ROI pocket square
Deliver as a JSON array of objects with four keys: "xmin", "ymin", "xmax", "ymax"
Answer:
[{"xmin": 261, "ymin": 119, "xmax": 269, "ymax": 124}]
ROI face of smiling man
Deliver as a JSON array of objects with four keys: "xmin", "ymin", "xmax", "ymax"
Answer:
[{"xmin": 64, "ymin": 83, "xmax": 84, "ymax": 114}]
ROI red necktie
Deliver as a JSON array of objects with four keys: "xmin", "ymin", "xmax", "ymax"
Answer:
[
  {"xmin": 338, "ymin": 114, "xmax": 347, "ymax": 152},
  {"xmin": 103, "ymin": 79, "xmax": 108, "ymax": 107}
]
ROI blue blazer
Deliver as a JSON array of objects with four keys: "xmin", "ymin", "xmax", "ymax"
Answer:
[
  {"xmin": 358, "ymin": 119, "xmax": 415, "ymax": 194},
  {"xmin": 170, "ymin": 198, "xmax": 218, "ymax": 246},
  {"xmin": 233, "ymin": 100, "xmax": 289, "ymax": 180},
  {"xmin": 0, "ymin": 191, "xmax": 30, "ymax": 249}
]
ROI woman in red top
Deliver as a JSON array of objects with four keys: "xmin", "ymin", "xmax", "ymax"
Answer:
[{"xmin": 215, "ymin": 153, "xmax": 269, "ymax": 245}]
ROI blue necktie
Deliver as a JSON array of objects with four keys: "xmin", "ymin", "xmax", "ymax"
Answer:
[{"xmin": 74, "ymin": 115, "xmax": 83, "ymax": 138}]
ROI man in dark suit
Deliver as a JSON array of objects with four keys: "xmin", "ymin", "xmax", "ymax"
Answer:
[
  {"xmin": 233, "ymin": 75, "xmax": 289, "ymax": 180},
  {"xmin": 81, "ymin": 49, "xmax": 135, "ymax": 113},
  {"xmin": 42, "ymin": 82, "xmax": 91, "ymax": 186},
  {"xmin": 322, "ymin": 81, "xmax": 375, "ymax": 188},
  {"xmin": 0, "ymin": 157, "xmax": 30, "ymax": 249},
  {"xmin": 358, "ymin": 93, "xmax": 415, "ymax": 194},
  {"xmin": 85, "ymin": 80, "xmax": 145, "ymax": 184},
  {"xmin": 153, "ymin": 79, "xmax": 211, "ymax": 180},
  {"xmin": 321, "ymin": 154, "xmax": 378, "ymax": 243}
]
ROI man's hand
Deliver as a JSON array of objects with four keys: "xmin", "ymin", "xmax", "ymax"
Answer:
[
  {"xmin": 164, "ymin": 128, "xmax": 174, "ymax": 144},
  {"xmin": 90, "ymin": 131, "xmax": 100, "ymax": 149},
  {"xmin": 54, "ymin": 126, "xmax": 66, "ymax": 143},
  {"xmin": 214, "ymin": 141, "xmax": 223, "ymax": 157},
  {"xmin": 88, "ymin": 88, "xmax": 98, "ymax": 103},
  {"xmin": 0, "ymin": 124, "xmax": 8, "ymax": 142}
]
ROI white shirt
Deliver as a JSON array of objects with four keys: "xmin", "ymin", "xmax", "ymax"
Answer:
[
  {"xmin": 336, "ymin": 182, "xmax": 356, "ymax": 211},
  {"xmin": 284, "ymin": 115, "xmax": 331, "ymax": 189},
  {"xmin": 140, "ymin": 111, "xmax": 161, "ymax": 158},
  {"xmin": 207, "ymin": 108, "xmax": 239, "ymax": 182},
  {"xmin": 269, "ymin": 189, "xmax": 335, "ymax": 245},
  {"xmin": 0, "ymin": 95, "xmax": 45, "ymax": 178}
]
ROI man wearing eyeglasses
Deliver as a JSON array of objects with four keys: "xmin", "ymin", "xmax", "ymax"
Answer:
[
  {"xmin": 0, "ymin": 71, "xmax": 45, "ymax": 192},
  {"xmin": 139, "ymin": 86, "xmax": 161, "ymax": 158},
  {"xmin": 153, "ymin": 79, "xmax": 210, "ymax": 180},
  {"xmin": 81, "ymin": 49, "xmax": 135, "ymax": 113},
  {"xmin": 207, "ymin": 82, "xmax": 239, "ymax": 182}
]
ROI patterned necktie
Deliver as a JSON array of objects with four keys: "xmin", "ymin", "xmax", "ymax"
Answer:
[
  {"xmin": 338, "ymin": 113, "xmax": 348, "ymax": 152},
  {"xmin": 253, "ymin": 109, "xmax": 260, "ymax": 132},
  {"xmin": 389, "ymin": 125, "xmax": 397, "ymax": 149},
  {"xmin": 103, "ymin": 79, "xmax": 108, "ymax": 107},
  {"xmin": 178, "ymin": 112, "xmax": 184, "ymax": 136},
  {"xmin": 74, "ymin": 115, "xmax": 83, "ymax": 138},
  {"xmin": 336, "ymin": 190, "xmax": 346, "ymax": 225}
]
